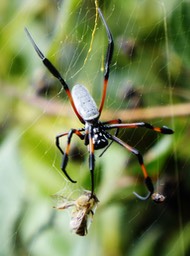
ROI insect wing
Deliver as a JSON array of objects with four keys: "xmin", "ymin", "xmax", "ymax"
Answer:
[
  {"xmin": 52, "ymin": 193, "xmax": 76, "ymax": 210},
  {"xmin": 70, "ymin": 208, "xmax": 88, "ymax": 236}
]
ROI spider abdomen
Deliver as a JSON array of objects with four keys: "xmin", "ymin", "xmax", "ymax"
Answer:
[{"xmin": 72, "ymin": 84, "xmax": 99, "ymax": 122}]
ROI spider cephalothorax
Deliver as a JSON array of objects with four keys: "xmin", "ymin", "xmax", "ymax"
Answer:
[
  {"xmin": 89, "ymin": 125, "xmax": 109, "ymax": 150},
  {"xmin": 25, "ymin": 8, "xmax": 174, "ymax": 203}
]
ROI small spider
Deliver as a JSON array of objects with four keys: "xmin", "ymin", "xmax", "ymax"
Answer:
[{"xmin": 25, "ymin": 8, "xmax": 174, "ymax": 203}]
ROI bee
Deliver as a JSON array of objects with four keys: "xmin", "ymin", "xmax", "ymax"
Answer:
[{"xmin": 54, "ymin": 190, "xmax": 99, "ymax": 236}]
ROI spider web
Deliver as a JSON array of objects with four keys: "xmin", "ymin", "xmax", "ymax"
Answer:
[{"xmin": 0, "ymin": 0, "xmax": 189, "ymax": 255}]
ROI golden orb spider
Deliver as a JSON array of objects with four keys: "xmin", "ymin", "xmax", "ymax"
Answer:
[{"xmin": 25, "ymin": 8, "xmax": 174, "ymax": 203}]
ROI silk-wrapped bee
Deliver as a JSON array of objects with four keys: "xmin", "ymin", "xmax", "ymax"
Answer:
[{"xmin": 54, "ymin": 190, "xmax": 99, "ymax": 236}]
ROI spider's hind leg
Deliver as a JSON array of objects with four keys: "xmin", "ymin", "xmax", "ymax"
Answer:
[{"xmin": 106, "ymin": 133, "xmax": 165, "ymax": 203}]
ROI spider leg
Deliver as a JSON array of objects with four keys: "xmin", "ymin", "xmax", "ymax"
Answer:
[
  {"xmin": 99, "ymin": 119, "xmax": 122, "ymax": 157},
  {"xmin": 88, "ymin": 126, "xmax": 95, "ymax": 196},
  {"xmin": 104, "ymin": 122, "xmax": 174, "ymax": 134},
  {"xmin": 99, "ymin": 128, "xmax": 119, "ymax": 157},
  {"xmin": 56, "ymin": 132, "xmax": 69, "ymax": 155},
  {"xmin": 98, "ymin": 8, "xmax": 114, "ymax": 114},
  {"xmin": 105, "ymin": 133, "xmax": 156, "ymax": 201},
  {"xmin": 25, "ymin": 28, "xmax": 84, "ymax": 124},
  {"xmin": 55, "ymin": 129, "xmax": 85, "ymax": 183},
  {"xmin": 103, "ymin": 122, "xmax": 173, "ymax": 202}
]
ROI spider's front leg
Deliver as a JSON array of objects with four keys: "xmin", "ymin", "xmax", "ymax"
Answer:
[{"xmin": 55, "ymin": 129, "xmax": 84, "ymax": 183}]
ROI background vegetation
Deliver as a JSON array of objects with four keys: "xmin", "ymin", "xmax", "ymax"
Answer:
[{"xmin": 1, "ymin": 0, "xmax": 190, "ymax": 255}]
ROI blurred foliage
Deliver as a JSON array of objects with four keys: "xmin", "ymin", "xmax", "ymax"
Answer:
[{"xmin": 1, "ymin": 0, "xmax": 190, "ymax": 255}]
